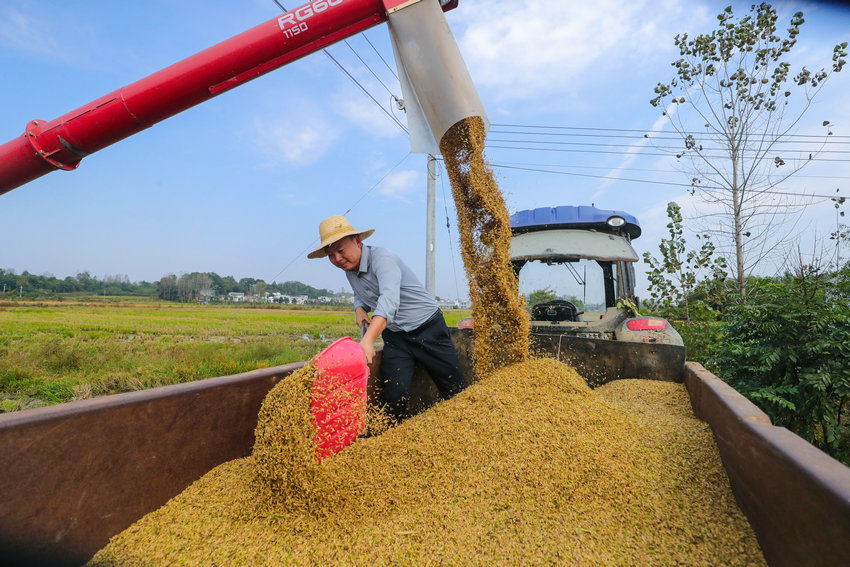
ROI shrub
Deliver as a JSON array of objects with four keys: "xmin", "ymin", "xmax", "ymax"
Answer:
[{"xmin": 710, "ymin": 268, "xmax": 850, "ymax": 464}]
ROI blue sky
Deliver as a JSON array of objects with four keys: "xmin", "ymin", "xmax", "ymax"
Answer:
[{"xmin": 1, "ymin": 0, "xmax": 848, "ymax": 300}]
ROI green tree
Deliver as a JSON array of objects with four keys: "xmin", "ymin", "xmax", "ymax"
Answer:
[
  {"xmin": 158, "ymin": 274, "xmax": 178, "ymax": 301},
  {"xmin": 710, "ymin": 266, "xmax": 850, "ymax": 464},
  {"xmin": 563, "ymin": 295, "xmax": 585, "ymax": 312},
  {"xmin": 830, "ymin": 196, "xmax": 848, "ymax": 269},
  {"xmin": 643, "ymin": 202, "xmax": 728, "ymax": 324},
  {"xmin": 177, "ymin": 272, "xmax": 213, "ymax": 302},
  {"xmin": 238, "ymin": 277, "xmax": 258, "ymax": 294},
  {"xmin": 271, "ymin": 280, "xmax": 333, "ymax": 299},
  {"xmin": 643, "ymin": 202, "xmax": 729, "ymax": 362},
  {"xmin": 526, "ymin": 288, "xmax": 558, "ymax": 311},
  {"xmin": 651, "ymin": 3, "xmax": 847, "ymax": 294},
  {"xmin": 75, "ymin": 271, "xmax": 99, "ymax": 293},
  {"xmin": 220, "ymin": 275, "xmax": 238, "ymax": 294}
]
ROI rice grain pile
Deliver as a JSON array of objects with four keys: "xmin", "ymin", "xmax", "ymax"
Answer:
[
  {"xmin": 89, "ymin": 358, "xmax": 765, "ymax": 566},
  {"xmin": 440, "ymin": 116, "xmax": 529, "ymax": 376},
  {"xmin": 251, "ymin": 363, "xmax": 331, "ymax": 512}
]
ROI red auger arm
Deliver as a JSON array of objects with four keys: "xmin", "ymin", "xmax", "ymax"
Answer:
[{"xmin": 0, "ymin": 0, "xmax": 459, "ymax": 195}]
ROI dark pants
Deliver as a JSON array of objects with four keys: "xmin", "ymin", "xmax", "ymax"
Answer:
[{"xmin": 379, "ymin": 310, "xmax": 466, "ymax": 422}]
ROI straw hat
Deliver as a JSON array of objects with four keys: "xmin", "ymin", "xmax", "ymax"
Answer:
[{"xmin": 307, "ymin": 215, "xmax": 375, "ymax": 259}]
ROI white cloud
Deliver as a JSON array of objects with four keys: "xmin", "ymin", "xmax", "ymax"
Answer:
[
  {"xmin": 377, "ymin": 169, "xmax": 421, "ymax": 202},
  {"xmin": 251, "ymin": 105, "xmax": 341, "ymax": 166},
  {"xmin": 454, "ymin": 0, "xmax": 710, "ymax": 101},
  {"xmin": 594, "ymin": 106, "xmax": 679, "ymax": 200},
  {"xmin": 366, "ymin": 155, "xmax": 389, "ymax": 176},
  {"xmin": 0, "ymin": 8, "xmax": 59, "ymax": 57}
]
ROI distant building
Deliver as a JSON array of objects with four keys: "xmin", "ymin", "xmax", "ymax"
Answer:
[{"xmin": 437, "ymin": 299, "xmax": 470, "ymax": 310}]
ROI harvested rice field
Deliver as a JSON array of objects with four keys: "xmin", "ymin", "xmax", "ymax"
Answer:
[{"xmin": 89, "ymin": 358, "xmax": 765, "ymax": 566}]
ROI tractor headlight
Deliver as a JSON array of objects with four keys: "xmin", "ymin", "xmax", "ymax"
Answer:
[{"xmin": 606, "ymin": 216, "xmax": 626, "ymax": 228}]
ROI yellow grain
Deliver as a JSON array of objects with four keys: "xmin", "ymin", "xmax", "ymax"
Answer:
[
  {"xmin": 89, "ymin": 359, "xmax": 765, "ymax": 566},
  {"xmin": 440, "ymin": 116, "xmax": 530, "ymax": 376}
]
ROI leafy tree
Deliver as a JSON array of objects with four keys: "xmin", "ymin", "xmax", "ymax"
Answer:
[
  {"xmin": 710, "ymin": 265, "xmax": 850, "ymax": 463},
  {"xmin": 651, "ymin": 3, "xmax": 847, "ymax": 294},
  {"xmin": 59, "ymin": 276, "xmax": 81, "ymax": 293},
  {"xmin": 177, "ymin": 272, "xmax": 213, "ymax": 302},
  {"xmin": 643, "ymin": 202, "xmax": 728, "ymax": 323},
  {"xmin": 526, "ymin": 288, "xmax": 558, "ymax": 310},
  {"xmin": 219, "ymin": 275, "xmax": 238, "ymax": 294},
  {"xmin": 0, "ymin": 267, "xmax": 334, "ymax": 302},
  {"xmin": 829, "ymin": 196, "xmax": 848, "ymax": 269},
  {"xmin": 75, "ymin": 271, "xmax": 98, "ymax": 291},
  {"xmin": 270, "ymin": 280, "xmax": 333, "ymax": 299},
  {"xmin": 643, "ymin": 202, "xmax": 729, "ymax": 362},
  {"xmin": 564, "ymin": 295, "xmax": 585, "ymax": 312},
  {"xmin": 158, "ymin": 274, "xmax": 178, "ymax": 301},
  {"xmin": 237, "ymin": 277, "xmax": 259, "ymax": 294}
]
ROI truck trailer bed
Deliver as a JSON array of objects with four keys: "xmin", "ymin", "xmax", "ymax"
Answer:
[{"xmin": 1, "ymin": 330, "xmax": 848, "ymax": 566}]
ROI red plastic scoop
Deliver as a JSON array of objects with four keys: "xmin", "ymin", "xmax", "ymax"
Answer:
[{"xmin": 311, "ymin": 337, "xmax": 369, "ymax": 462}]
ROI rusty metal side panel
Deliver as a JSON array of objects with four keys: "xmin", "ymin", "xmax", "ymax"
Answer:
[
  {"xmin": 0, "ymin": 363, "xmax": 302, "ymax": 567},
  {"xmin": 684, "ymin": 362, "xmax": 850, "ymax": 567},
  {"xmin": 531, "ymin": 333, "xmax": 685, "ymax": 386}
]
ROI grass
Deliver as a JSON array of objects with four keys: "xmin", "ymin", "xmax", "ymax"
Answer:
[{"xmin": 0, "ymin": 300, "xmax": 470, "ymax": 412}]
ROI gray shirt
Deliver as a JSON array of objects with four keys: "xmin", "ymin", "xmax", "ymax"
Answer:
[{"xmin": 346, "ymin": 245, "xmax": 439, "ymax": 333}]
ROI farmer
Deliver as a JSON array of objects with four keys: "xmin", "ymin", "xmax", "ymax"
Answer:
[{"xmin": 308, "ymin": 215, "xmax": 466, "ymax": 422}]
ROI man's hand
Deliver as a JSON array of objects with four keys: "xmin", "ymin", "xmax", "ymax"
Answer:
[
  {"xmin": 361, "ymin": 339, "xmax": 376, "ymax": 365},
  {"xmin": 359, "ymin": 315, "xmax": 387, "ymax": 365},
  {"xmin": 355, "ymin": 306, "xmax": 371, "ymax": 330}
]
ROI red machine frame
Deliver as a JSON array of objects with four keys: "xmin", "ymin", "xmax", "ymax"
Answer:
[{"xmin": 0, "ymin": 0, "xmax": 458, "ymax": 194}]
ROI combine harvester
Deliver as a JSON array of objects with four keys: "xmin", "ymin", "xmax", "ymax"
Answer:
[{"xmin": 0, "ymin": 1, "xmax": 849, "ymax": 565}]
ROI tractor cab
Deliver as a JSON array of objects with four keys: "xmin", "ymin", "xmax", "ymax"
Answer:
[
  {"xmin": 510, "ymin": 205, "xmax": 641, "ymax": 322},
  {"xmin": 460, "ymin": 205, "xmax": 682, "ymax": 347}
]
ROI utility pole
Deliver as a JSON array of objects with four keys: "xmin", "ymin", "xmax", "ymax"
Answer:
[
  {"xmin": 425, "ymin": 154, "xmax": 437, "ymax": 297},
  {"xmin": 837, "ymin": 202, "xmax": 842, "ymax": 268}
]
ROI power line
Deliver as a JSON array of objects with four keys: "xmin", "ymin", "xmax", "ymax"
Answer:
[
  {"xmin": 363, "ymin": 33, "xmax": 399, "ymax": 81},
  {"xmin": 491, "ymin": 123, "xmax": 850, "ymax": 140},
  {"xmin": 342, "ymin": 39, "xmax": 397, "ymax": 98},
  {"xmin": 321, "ymin": 48, "xmax": 408, "ymax": 133},
  {"xmin": 488, "ymin": 128, "xmax": 850, "ymax": 144},
  {"xmin": 485, "ymin": 143, "xmax": 850, "ymax": 163},
  {"xmin": 485, "ymin": 137, "xmax": 850, "ymax": 155},
  {"xmin": 267, "ymin": 152, "xmax": 412, "ymax": 283},
  {"xmin": 270, "ymin": 2, "xmax": 406, "ymax": 134},
  {"xmin": 488, "ymin": 160, "xmax": 850, "ymax": 181},
  {"xmin": 487, "ymin": 162, "xmax": 849, "ymax": 201}
]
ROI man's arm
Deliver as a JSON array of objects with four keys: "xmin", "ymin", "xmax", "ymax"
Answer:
[
  {"xmin": 359, "ymin": 315, "xmax": 386, "ymax": 364},
  {"xmin": 370, "ymin": 253, "xmax": 402, "ymax": 325}
]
